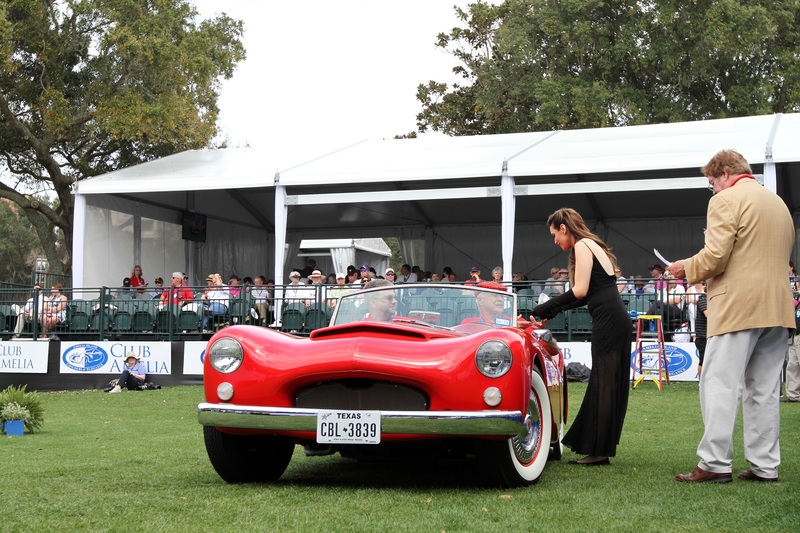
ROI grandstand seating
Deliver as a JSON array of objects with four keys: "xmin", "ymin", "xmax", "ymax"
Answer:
[{"xmin": 0, "ymin": 282, "xmax": 693, "ymax": 341}]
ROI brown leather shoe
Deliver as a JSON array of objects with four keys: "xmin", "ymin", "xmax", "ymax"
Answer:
[
  {"xmin": 738, "ymin": 470, "xmax": 778, "ymax": 482},
  {"xmin": 675, "ymin": 466, "xmax": 732, "ymax": 483}
]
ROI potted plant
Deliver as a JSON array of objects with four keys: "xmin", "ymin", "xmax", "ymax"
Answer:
[
  {"xmin": 0, "ymin": 385, "xmax": 44, "ymax": 435},
  {"xmin": 1, "ymin": 402, "xmax": 30, "ymax": 436}
]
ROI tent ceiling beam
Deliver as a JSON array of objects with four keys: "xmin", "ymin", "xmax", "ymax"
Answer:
[
  {"xmin": 513, "ymin": 176, "xmax": 708, "ymax": 196},
  {"xmin": 227, "ymin": 189, "xmax": 274, "ymax": 233},
  {"xmin": 285, "ymin": 177, "xmax": 710, "ymax": 207},
  {"xmin": 576, "ymin": 174, "xmax": 605, "ymax": 223},
  {"xmin": 396, "ymin": 183, "xmax": 433, "ymax": 227},
  {"xmin": 286, "ymin": 187, "xmax": 495, "ymax": 205}
]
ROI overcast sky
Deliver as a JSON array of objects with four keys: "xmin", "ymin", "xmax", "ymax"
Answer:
[{"xmin": 193, "ymin": 0, "xmax": 476, "ymax": 152}]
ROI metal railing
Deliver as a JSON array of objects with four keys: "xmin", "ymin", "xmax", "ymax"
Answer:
[
  {"xmin": 0, "ymin": 279, "xmax": 709, "ymax": 342},
  {"xmin": 31, "ymin": 272, "xmax": 72, "ymax": 290}
]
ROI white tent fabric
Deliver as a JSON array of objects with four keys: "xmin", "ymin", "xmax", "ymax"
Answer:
[
  {"xmin": 506, "ymin": 114, "xmax": 789, "ymax": 177},
  {"xmin": 298, "ymin": 238, "xmax": 391, "ymax": 276},
  {"xmin": 329, "ymin": 247, "xmax": 355, "ymax": 276},
  {"xmin": 76, "ymin": 114, "xmax": 800, "ymax": 197},
  {"xmin": 73, "ymin": 114, "xmax": 800, "ymax": 289}
]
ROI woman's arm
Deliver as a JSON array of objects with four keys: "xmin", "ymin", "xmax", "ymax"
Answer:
[
  {"xmin": 571, "ymin": 240, "xmax": 594, "ymax": 299},
  {"xmin": 130, "ymin": 364, "xmax": 146, "ymax": 381},
  {"xmin": 52, "ymin": 295, "xmax": 67, "ymax": 313}
]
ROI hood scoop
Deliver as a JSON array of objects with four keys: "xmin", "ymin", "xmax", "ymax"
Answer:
[{"xmin": 310, "ymin": 322, "xmax": 450, "ymax": 341}]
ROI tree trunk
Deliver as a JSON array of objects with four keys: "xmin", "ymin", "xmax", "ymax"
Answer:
[{"xmin": 21, "ymin": 206, "xmax": 67, "ymax": 275}]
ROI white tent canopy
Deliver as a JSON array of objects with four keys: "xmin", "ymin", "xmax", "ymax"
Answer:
[
  {"xmin": 298, "ymin": 238, "xmax": 392, "ymax": 277},
  {"xmin": 74, "ymin": 113, "xmax": 800, "ymax": 289}
]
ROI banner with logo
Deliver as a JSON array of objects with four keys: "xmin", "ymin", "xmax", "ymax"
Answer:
[
  {"xmin": 60, "ymin": 341, "xmax": 171, "ymax": 375},
  {"xmin": 0, "ymin": 342, "xmax": 49, "ymax": 373},
  {"xmin": 183, "ymin": 341, "xmax": 207, "ymax": 376},
  {"xmin": 560, "ymin": 342, "xmax": 699, "ymax": 381}
]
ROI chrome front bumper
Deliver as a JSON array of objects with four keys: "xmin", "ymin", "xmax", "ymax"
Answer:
[{"xmin": 198, "ymin": 402, "xmax": 524, "ymax": 436}]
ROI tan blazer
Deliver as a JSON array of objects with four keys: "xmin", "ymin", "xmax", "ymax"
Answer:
[{"xmin": 685, "ymin": 177, "xmax": 795, "ymax": 337}]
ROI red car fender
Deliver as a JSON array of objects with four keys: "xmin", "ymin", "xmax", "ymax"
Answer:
[
  {"xmin": 525, "ymin": 333, "xmax": 567, "ymax": 433},
  {"xmin": 204, "ymin": 324, "xmax": 535, "ymax": 418}
]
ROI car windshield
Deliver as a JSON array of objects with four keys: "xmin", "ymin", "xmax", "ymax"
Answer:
[{"xmin": 331, "ymin": 284, "xmax": 517, "ymax": 329}]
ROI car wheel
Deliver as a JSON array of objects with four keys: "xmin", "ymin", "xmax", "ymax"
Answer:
[
  {"xmin": 203, "ymin": 426, "xmax": 294, "ymax": 483},
  {"xmin": 477, "ymin": 367, "xmax": 552, "ymax": 487}
]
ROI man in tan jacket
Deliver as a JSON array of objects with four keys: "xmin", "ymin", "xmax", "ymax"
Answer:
[{"xmin": 669, "ymin": 150, "xmax": 794, "ymax": 484}]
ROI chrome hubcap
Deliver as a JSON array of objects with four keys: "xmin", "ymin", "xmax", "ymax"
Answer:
[{"xmin": 511, "ymin": 388, "xmax": 541, "ymax": 463}]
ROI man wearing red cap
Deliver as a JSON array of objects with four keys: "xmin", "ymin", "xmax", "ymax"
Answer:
[
  {"xmin": 464, "ymin": 266, "xmax": 484, "ymax": 286},
  {"xmin": 460, "ymin": 282, "xmax": 531, "ymax": 329}
]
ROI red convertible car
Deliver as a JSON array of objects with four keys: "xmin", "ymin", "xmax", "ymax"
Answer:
[{"xmin": 198, "ymin": 283, "xmax": 567, "ymax": 487}]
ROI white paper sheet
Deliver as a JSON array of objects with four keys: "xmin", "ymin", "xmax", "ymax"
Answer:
[{"xmin": 653, "ymin": 248, "xmax": 673, "ymax": 267}]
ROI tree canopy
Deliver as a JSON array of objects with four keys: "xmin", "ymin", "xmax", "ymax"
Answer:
[
  {"xmin": 0, "ymin": 198, "xmax": 45, "ymax": 284},
  {"xmin": 0, "ymin": 0, "xmax": 245, "ymax": 274},
  {"xmin": 417, "ymin": 0, "xmax": 800, "ymax": 136}
]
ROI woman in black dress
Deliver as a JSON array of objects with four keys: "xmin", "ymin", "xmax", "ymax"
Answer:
[{"xmin": 532, "ymin": 208, "xmax": 631, "ymax": 465}]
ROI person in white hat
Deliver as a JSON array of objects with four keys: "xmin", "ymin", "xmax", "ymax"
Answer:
[
  {"xmin": 285, "ymin": 270, "xmax": 311, "ymax": 308},
  {"xmin": 109, "ymin": 352, "xmax": 146, "ymax": 393},
  {"xmin": 309, "ymin": 269, "xmax": 327, "ymax": 307},
  {"xmin": 326, "ymin": 272, "xmax": 352, "ymax": 309}
]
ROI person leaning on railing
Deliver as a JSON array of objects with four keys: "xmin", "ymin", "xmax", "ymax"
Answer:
[
  {"xmin": 11, "ymin": 284, "xmax": 43, "ymax": 338},
  {"xmin": 148, "ymin": 277, "xmax": 165, "ymax": 299},
  {"xmin": 646, "ymin": 270, "xmax": 685, "ymax": 322},
  {"xmin": 40, "ymin": 283, "xmax": 68, "ymax": 338},
  {"xmin": 160, "ymin": 272, "xmax": 194, "ymax": 308},
  {"xmin": 251, "ymin": 275, "xmax": 273, "ymax": 326},
  {"xmin": 326, "ymin": 273, "xmax": 352, "ymax": 310},
  {"xmin": 200, "ymin": 274, "xmax": 229, "ymax": 331}
]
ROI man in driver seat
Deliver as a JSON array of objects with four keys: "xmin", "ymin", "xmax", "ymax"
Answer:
[{"xmin": 364, "ymin": 279, "xmax": 397, "ymax": 322}]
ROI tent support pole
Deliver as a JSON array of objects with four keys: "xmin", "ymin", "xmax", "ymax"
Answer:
[
  {"xmin": 501, "ymin": 161, "xmax": 516, "ymax": 283},
  {"xmin": 72, "ymin": 193, "xmax": 86, "ymax": 292},
  {"xmin": 274, "ymin": 179, "xmax": 287, "ymax": 311},
  {"xmin": 764, "ymin": 113, "xmax": 782, "ymax": 193}
]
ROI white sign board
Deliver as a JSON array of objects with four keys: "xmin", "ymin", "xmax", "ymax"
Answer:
[
  {"xmin": 59, "ymin": 341, "xmax": 171, "ymax": 375},
  {"xmin": 183, "ymin": 341, "xmax": 208, "ymax": 376},
  {"xmin": 0, "ymin": 342, "xmax": 49, "ymax": 373},
  {"xmin": 560, "ymin": 342, "xmax": 700, "ymax": 381}
]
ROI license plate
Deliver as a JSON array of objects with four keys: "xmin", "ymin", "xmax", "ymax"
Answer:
[{"xmin": 316, "ymin": 410, "xmax": 381, "ymax": 444}]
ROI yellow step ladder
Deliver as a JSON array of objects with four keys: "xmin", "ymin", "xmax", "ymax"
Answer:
[{"xmin": 632, "ymin": 315, "xmax": 670, "ymax": 390}]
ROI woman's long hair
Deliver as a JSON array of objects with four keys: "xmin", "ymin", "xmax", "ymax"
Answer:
[
  {"xmin": 546, "ymin": 208, "xmax": 617, "ymax": 285},
  {"xmin": 131, "ymin": 265, "xmax": 143, "ymax": 278}
]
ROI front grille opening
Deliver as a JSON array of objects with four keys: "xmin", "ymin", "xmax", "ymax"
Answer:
[{"xmin": 295, "ymin": 380, "xmax": 429, "ymax": 411}]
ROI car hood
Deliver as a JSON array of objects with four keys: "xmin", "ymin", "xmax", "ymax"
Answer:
[{"xmin": 309, "ymin": 321, "xmax": 461, "ymax": 341}]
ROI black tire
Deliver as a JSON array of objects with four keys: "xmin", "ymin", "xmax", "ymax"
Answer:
[
  {"xmin": 203, "ymin": 426, "xmax": 294, "ymax": 483},
  {"xmin": 477, "ymin": 367, "xmax": 553, "ymax": 487}
]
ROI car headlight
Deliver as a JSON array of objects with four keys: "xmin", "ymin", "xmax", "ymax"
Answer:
[
  {"xmin": 475, "ymin": 340, "xmax": 512, "ymax": 378},
  {"xmin": 208, "ymin": 338, "xmax": 244, "ymax": 373}
]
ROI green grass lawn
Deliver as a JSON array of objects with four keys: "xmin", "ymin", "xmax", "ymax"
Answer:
[{"xmin": 1, "ymin": 383, "xmax": 797, "ymax": 532}]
